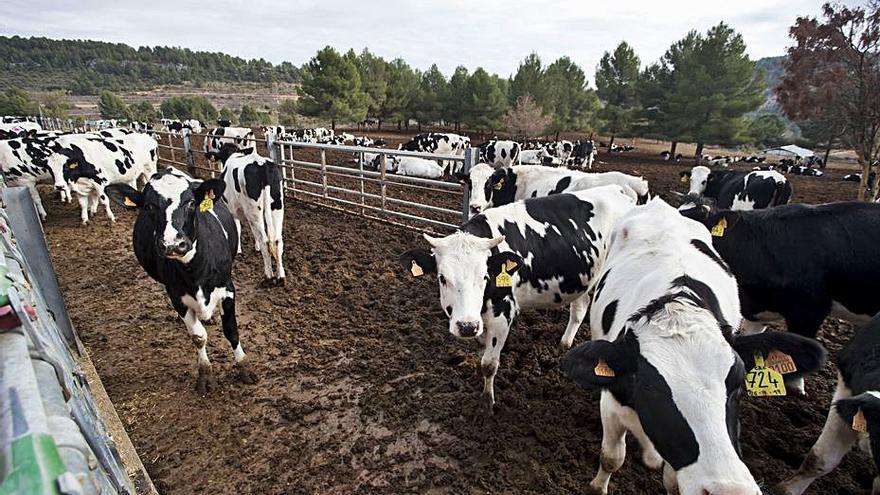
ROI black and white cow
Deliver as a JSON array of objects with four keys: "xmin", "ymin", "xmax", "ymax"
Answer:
[
  {"xmin": 398, "ymin": 132, "xmax": 470, "ymax": 174},
  {"xmin": 459, "ymin": 163, "xmax": 649, "ymax": 216},
  {"xmin": 400, "ymin": 185, "xmax": 637, "ymax": 410},
  {"xmin": 0, "ymin": 133, "xmax": 68, "ymax": 217},
  {"xmin": 680, "ymin": 166, "xmax": 792, "ymax": 210},
  {"xmin": 288, "ymin": 127, "xmax": 334, "ymax": 143},
  {"xmin": 680, "ymin": 201, "xmax": 880, "ymax": 341},
  {"xmin": 564, "ymin": 199, "xmax": 826, "ymax": 495},
  {"xmin": 260, "ymin": 125, "xmax": 285, "ymax": 139},
  {"xmin": 518, "ymin": 148, "xmax": 559, "ymax": 166},
  {"xmin": 478, "ymin": 140, "xmax": 520, "ymax": 167},
  {"xmin": 204, "ymin": 127, "xmax": 256, "ymax": 160},
  {"xmin": 105, "ymin": 169, "xmax": 257, "ymax": 393},
  {"xmin": 217, "ymin": 119, "xmax": 232, "ymax": 127},
  {"xmin": 571, "ymin": 139, "xmax": 597, "ymax": 169},
  {"xmin": 207, "ymin": 144, "xmax": 286, "ymax": 286},
  {"xmin": 545, "ymin": 140, "xmax": 574, "ymax": 162},
  {"xmin": 776, "ymin": 313, "xmax": 880, "ymax": 494}
]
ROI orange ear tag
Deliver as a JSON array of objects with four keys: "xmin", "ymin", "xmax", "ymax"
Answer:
[
  {"xmin": 410, "ymin": 260, "xmax": 424, "ymax": 277},
  {"xmin": 594, "ymin": 359, "xmax": 615, "ymax": 377}
]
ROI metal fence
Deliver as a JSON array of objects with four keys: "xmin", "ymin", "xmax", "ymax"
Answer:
[{"xmin": 152, "ymin": 129, "xmax": 474, "ymax": 233}]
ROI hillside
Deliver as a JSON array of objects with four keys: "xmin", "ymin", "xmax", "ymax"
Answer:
[{"xmin": 0, "ymin": 36, "xmax": 300, "ymax": 94}]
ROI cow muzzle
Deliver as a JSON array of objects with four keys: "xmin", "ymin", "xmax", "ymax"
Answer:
[
  {"xmin": 163, "ymin": 238, "xmax": 193, "ymax": 258},
  {"xmin": 469, "ymin": 205, "xmax": 482, "ymax": 215},
  {"xmin": 453, "ymin": 320, "xmax": 482, "ymax": 338}
]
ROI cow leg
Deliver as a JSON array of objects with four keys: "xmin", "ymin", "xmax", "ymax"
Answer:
[
  {"xmin": 220, "ymin": 288, "xmax": 257, "ymax": 384},
  {"xmin": 662, "ymin": 463, "xmax": 680, "ymax": 495},
  {"xmin": 479, "ymin": 316, "xmax": 512, "ymax": 413},
  {"xmin": 234, "ymin": 218, "xmax": 243, "ymax": 255},
  {"xmin": 783, "ymin": 303, "xmax": 829, "ymax": 395},
  {"xmin": 589, "ymin": 392, "xmax": 629, "ymax": 495},
  {"xmin": 179, "ymin": 305, "xmax": 213, "ymax": 395},
  {"xmin": 24, "ymin": 182, "xmax": 47, "ymax": 219},
  {"xmin": 774, "ymin": 379, "xmax": 857, "ymax": 495},
  {"xmin": 273, "ymin": 224, "xmax": 286, "ymax": 283},
  {"xmin": 560, "ymin": 292, "xmax": 590, "ymax": 349},
  {"xmin": 98, "ymin": 189, "xmax": 116, "ymax": 224},
  {"xmin": 246, "ymin": 211, "xmax": 275, "ymax": 284},
  {"xmin": 76, "ymin": 193, "xmax": 90, "ymax": 225}
]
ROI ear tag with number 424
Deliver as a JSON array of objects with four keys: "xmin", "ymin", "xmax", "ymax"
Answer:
[
  {"xmin": 745, "ymin": 352, "xmax": 786, "ymax": 397},
  {"xmin": 495, "ymin": 264, "xmax": 513, "ymax": 288},
  {"xmin": 711, "ymin": 217, "xmax": 728, "ymax": 237}
]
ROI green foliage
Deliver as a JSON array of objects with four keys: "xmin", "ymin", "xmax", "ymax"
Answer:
[
  {"xmin": 218, "ymin": 107, "xmax": 235, "ymax": 124},
  {"xmin": 464, "ymin": 68, "xmax": 507, "ymax": 131},
  {"xmin": 128, "ymin": 101, "xmax": 156, "ymax": 122},
  {"xmin": 39, "ymin": 90, "xmax": 71, "ymax": 119},
  {"xmin": 543, "ymin": 57, "xmax": 599, "ymax": 133},
  {"xmin": 159, "ymin": 95, "xmax": 217, "ymax": 122},
  {"xmin": 298, "ymin": 46, "xmax": 367, "ymax": 126},
  {"xmin": 354, "ymin": 49, "xmax": 388, "ymax": 122},
  {"xmin": 0, "ymin": 87, "xmax": 38, "ymax": 115},
  {"xmin": 380, "ymin": 59, "xmax": 419, "ymax": 125},
  {"xmin": 239, "ymin": 104, "xmax": 269, "ymax": 126},
  {"xmin": 596, "ymin": 41, "xmax": 641, "ymax": 136},
  {"xmin": 98, "ymin": 91, "xmax": 130, "ymax": 119},
  {"xmin": 509, "ymin": 53, "xmax": 546, "ymax": 106},
  {"xmin": 746, "ymin": 113, "xmax": 786, "ymax": 146},
  {"xmin": 646, "ymin": 23, "xmax": 765, "ymax": 147},
  {"xmin": 444, "ymin": 66, "xmax": 470, "ymax": 128},
  {"xmin": 276, "ymin": 100, "xmax": 297, "ymax": 126},
  {"xmin": 414, "ymin": 64, "xmax": 448, "ymax": 125},
  {"xmin": 0, "ymin": 36, "xmax": 300, "ymax": 94}
]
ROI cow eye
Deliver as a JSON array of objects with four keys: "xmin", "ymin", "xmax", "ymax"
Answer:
[{"xmin": 439, "ymin": 274, "xmax": 447, "ymax": 285}]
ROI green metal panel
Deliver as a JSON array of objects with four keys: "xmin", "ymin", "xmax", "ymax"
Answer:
[{"xmin": 0, "ymin": 433, "xmax": 64, "ymax": 495}]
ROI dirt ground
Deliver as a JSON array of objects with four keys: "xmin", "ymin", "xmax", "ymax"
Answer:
[{"xmin": 42, "ymin": 141, "xmax": 875, "ymax": 494}]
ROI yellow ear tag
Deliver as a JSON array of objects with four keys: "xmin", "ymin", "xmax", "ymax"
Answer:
[
  {"xmin": 745, "ymin": 352, "xmax": 786, "ymax": 397},
  {"xmin": 680, "ymin": 176, "xmax": 688, "ymax": 183},
  {"xmin": 493, "ymin": 178, "xmax": 505, "ymax": 190},
  {"xmin": 199, "ymin": 197, "xmax": 213, "ymax": 213},
  {"xmin": 594, "ymin": 358, "xmax": 615, "ymax": 377},
  {"xmin": 123, "ymin": 196, "xmax": 137, "ymax": 207},
  {"xmin": 495, "ymin": 264, "xmax": 513, "ymax": 288},
  {"xmin": 853, "ymin": 408, "xmax": 868, "ymax": 433},
  {"xmin": 68, "ymin": 163, "xmax": 78, "ymax": 169},
  {"xmin": 711, "ymin": 217, "xmax": 728, "ymax": 237},
  {"xmin": 766, "ymin": 350, "xmax": 797, "ymax": 374},
  {"xmin": 410, "ymin": 260, "xmax": 424, "ymax": 277}
]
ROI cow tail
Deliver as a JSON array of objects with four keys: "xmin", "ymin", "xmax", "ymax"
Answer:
[{"xmin": 262, "ymin": 160, "xmax": 284, "ymax": 258}]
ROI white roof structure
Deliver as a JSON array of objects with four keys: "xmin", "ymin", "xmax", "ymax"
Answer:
[{"xmin": 763, "ymin": 144, "xmax": 815, "ymax": 158}]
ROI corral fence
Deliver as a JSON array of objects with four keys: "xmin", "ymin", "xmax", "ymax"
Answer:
[{"xmin": 151, "ymin": 129, "xmax": 474, "ymax": 233}]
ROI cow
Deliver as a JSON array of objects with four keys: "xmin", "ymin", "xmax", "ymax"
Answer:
[
  {"xmin": 843, "ymin": 172, "xmax": 875, "ymax": 183},
  {"xmin": 352, "ymin": 136, "xmax": 384, "ymax": 148},
  {"xmin": 206, "ymin": 144, "xmax": 285, "ymax": 287},
  {"xmin": 479, "ymin": 140, "xmax": 520, "ymax": 167},
  {"xmin": 679, "ymin": 166, "xmax": 792, "ymax": 211},
  {"xmin": 399, "ymin": 185, "xmax": 638, "ymax": 410},
  {"xmin": 775, "ymin": 313, "xmax": 880, "ymax": 495},
  {"xmin": 129, "ymin": 121, "xmax": 154, "ymax": 133},
  {"xmin": 787, "ymin": 165, "xmax": 823, "ymax": 177},
  {"xmin": 0, "ymin": 121, "xmax": 42, "ymax": 134},
  {"xmin": 48, "ymin": 133, "xmax": 156, "ymax": 224},
  {"xmin": 545, "ymin": 140, "xmax": 574, "ymax": 162},
  {"xmin": 571, "ymin": 140, "xmax": 597, "ymax": 169},
  {"xmin": 260, "ymin": 125, "xmax": 285, "ymax": 139},
  {"xmin": 204, "ymin": 127, "xmax": 256, "ymax": 161},
  {"xmin": 398, "ymin": 133, "xmax": 470, "ymax": 174},
  {"xmin": 0, "ymin": 133, "xmax": 68, "ymax": 217},
  {"xmin": 217, "ymin": 119, "xmax": 232, "ymax": 127},
  {"xmin": 390, "ymin": 156, "xmax": 444, "ymax": 179},
  {"xmin": 105, "ymin": 169, "xmax": 257, "ymax": 394},
  {"xmin": 287, "ymin": 127, "xmax": 333, "ymax": 143},
  {"xmin": 518, "ymin": 148, "xmax": 559, "ymax": 166},
  {"xmin": 458, "ymin": 163, "xmax": 649, "ymax": 216},
  {"xmin": 679, "ymin": 201, "xmax": 880, "ymax": 342},
  {"xmin": 563, "ymin": 198, "xmax": 826, "ymax": 495}
]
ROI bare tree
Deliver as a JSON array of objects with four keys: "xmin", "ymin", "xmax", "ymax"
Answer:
[
  {"xmin": 504, "ymin": 95, "xmax": 552, "ymax": 140},
  {"xmin": 777, "ymin": 2, "xmax": 880, "ymax": 200}
]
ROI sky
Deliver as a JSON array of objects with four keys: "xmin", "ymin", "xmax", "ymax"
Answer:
[{"xmin": 0, "ymin": 0, "xmax": 863, "ymax": 79}]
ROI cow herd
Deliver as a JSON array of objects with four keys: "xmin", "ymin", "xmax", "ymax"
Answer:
[
  {"xmin": 2, "ymin": 120, "xmax": 878, "ymax": 493},
  {"xmin": 401, "ymin": 159, "xmax": 880, "ymax": 493}
]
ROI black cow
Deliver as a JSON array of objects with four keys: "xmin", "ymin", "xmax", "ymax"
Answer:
[
  {"xmin": 106, "ymin": 169, "xmax": 257, "ymax": 394},
  {"xmin": 679, "ymin": 165, "xmax": 792, "ymax": 210},
  {"xmin": 680, "ymin": 201, "xmax": 880, "ymax": 340},
  {"xmin": 776, "ymin": 313, "xmax": 880, "ymax": 494}
]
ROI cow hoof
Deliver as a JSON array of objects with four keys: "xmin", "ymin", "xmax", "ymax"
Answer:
[
  {"xmin": 584, "ymin": 486, "xmax": 606, "ymax": 495},
  {"xmin": 195, "ymin": 367, "xmax": 214, "ymax": 395},
  {"xmin": 235, "ymin": 363, "xmax": 259, "ymax": 384},
  {"xmin": 276, "ymin": 277, "xmax": 286, "ymax": 287},
  {"xmin": 559, "ymin": 339, "xmax": 574, "ymax": 350},
  {"xmin": 768, "ymin": 484, "xmax": 792, "ymax": 495},
  {"xmin": 480, "ymin": 394, "xmax": 495, "ymax": 416},
  {"xmin": 258, "ymin": 278, "xmax": 276, "ymax": 289}
]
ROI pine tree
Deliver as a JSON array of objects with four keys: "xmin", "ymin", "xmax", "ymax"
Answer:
[
  {"xmin": 98, "ymin": 90, "xmax": 130, "ymax": 120},
  {"xmin": 464, "ymin": 68, "xmax": 508, "ymax": 133},
  {"xmin": 444, "ymin": 66, "xmax": 470, "ymax": 132},
  {"xmin": 509, "ymin": 53, "xmax": 546, "ymax": 107},
  {"xmin": 596, "ymin": 41, "xmax": 641, "ymax": 150},
  {"xmin": 298, "ymin": 46, "xmax": 367, "ymax": 130},
  {"xmin": 543, "ymin": 57, "xmax": 599, "ymax": 135}
]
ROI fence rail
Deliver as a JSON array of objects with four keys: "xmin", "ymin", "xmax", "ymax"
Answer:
[{"xmin": 152, "ymin": 129, "xmax": 473, "ymax": 233}]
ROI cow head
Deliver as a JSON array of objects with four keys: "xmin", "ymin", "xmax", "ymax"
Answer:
[
  {"xmin": 106, "ymin": 169, "xmax": 225, "ymax": 264},
  {"xmin": 205, "ymin": 143, "xmax": 244, "ymax": 164},
  {"xmin": 400, "ymin": 232, "xmax": 522, "ymax": 338},
  {"xmin": 46, "ymin": 144, "xmax": 92, "ymax": 192},
  {"xmin": 564, "ymin": 322, "xmax": 825, "ymax": 495},
  {"xmin": 462, "ymin": 163, "xmax": 495, "ymax": 215},
  {"xmin": 681, "ymin": 166, "xmax": 713, "ymax": 196},
  {"xmin": 836, "ymin": 391, "xmax": 880, "ymax": 470}
]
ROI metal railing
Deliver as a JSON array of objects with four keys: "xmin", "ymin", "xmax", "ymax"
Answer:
[{"xmin": 152, "ymin": 129, "xmax": 474, "ymax": 233}]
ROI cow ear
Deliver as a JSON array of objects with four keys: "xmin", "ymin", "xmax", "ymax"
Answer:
[
  {"xmin": 836, "ymin": 393, "xmax": 880, "ymax": 431},
  {"xmin": 193, "ymin": 179, "xmax": 226, "ymax": 204},
  {"xmin": 679, "ymin": 170, "xmax": 691, "ymax": 179},
  {"xmin": 562, "ymin": 332, "xmax": 639, "ymax": 390},
  {"xmin": 732, "ymin": 330, "xmax": 827, "ymax": 377},
  {"xmin": 105, "ymin": 184, "xmax": 143, "ymax": 209},
  {"xmin": 487, "ymin": 251, "xmax": 523, "ymax": 278},
  {"xmin": 399, "ymin": 249, "xmax": 436, "ymax": 277}
]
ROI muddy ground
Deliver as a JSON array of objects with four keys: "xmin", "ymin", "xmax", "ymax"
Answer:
[{"xmin": 43, "ymin": 140, "xmax": 874, "ymax": 494}]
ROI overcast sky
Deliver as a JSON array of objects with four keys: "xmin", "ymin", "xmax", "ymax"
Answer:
[{"xmin": 0, "ymin": 1, "xmax": 861, "ymax": 81}]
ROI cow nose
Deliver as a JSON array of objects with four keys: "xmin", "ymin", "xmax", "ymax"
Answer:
[
  {"xmin": 469, "ymin": 205, "xmax": 481, "ymax": 215},
  {"xmin": 55, "ymin": 185, "xmax": 65, "ymax": 191},
  {"xmin": 456, "ymin": 321, "xmax": 479, "ymax": 338},
  {"xmin": 164, "ymin": 238, "xmax": 192, "ymax": 256}
]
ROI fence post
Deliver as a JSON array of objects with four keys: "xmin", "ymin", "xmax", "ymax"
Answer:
[
  {"xmin": 182, "ymin": 129, "xmax": 197, "ymax": 177},
  {"xmin": 461, "ymin": 147, "xmax": 475, "ymax": 222},
  {"xmin": 167, "ymin": 133, "xmax": 176, "ymax": 167},
  {"xmin": 320, "ymin": 149, "xmax": 328, "ymax": 198},
  {"xmin": 379, "ymin": 154, "xmax": 387, "ymax": 213},
  {"xmin": 267, "ymin": 132, "xmax": 277, "ymax": 163},
  {"xmin": 289, "ymin": 145, "xmax": 297, "ymax": 199}
]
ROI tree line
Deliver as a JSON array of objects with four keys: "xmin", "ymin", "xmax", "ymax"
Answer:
[{"xmin": 0, "ymin": 36, "xmax": 300, "ymax": 95}]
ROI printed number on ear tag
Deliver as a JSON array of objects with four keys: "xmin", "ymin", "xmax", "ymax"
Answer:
[
  {"xmin": 495, "ymin": 264, "xmax": 513, "ymax": 288},
  {"xmin": 766, "ymin": 350, "xmax": 797, "ymax": 374},
  {"xmin": 745, "ymin": 352, "xmax": 786, "ymax": 397},
  {"xmin": 199, "ymin": 197, "xmax": 214, "ymax": 213},
  {"xmin": 711, "ymin": 217, "xmax": 728, "ymax": 237},
  {"xmin": 410, "ymin": 260, "xmax": 424, "ymax": 277},
  {"xmin": 680, "ymin": 176, "xmax": 688, "ymax": 183},
  {"xmin": 594, "ymin": 358, "xmax": 615, "ymax": 377},
  {"xmin": 853, "ymin": 408, "xmax": 868, "ymax": 433}
]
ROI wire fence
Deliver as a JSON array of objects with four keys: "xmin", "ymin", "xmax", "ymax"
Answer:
[{"xmin": 152, "ymin": 129, "xmax": 473, "ymax": 233}]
